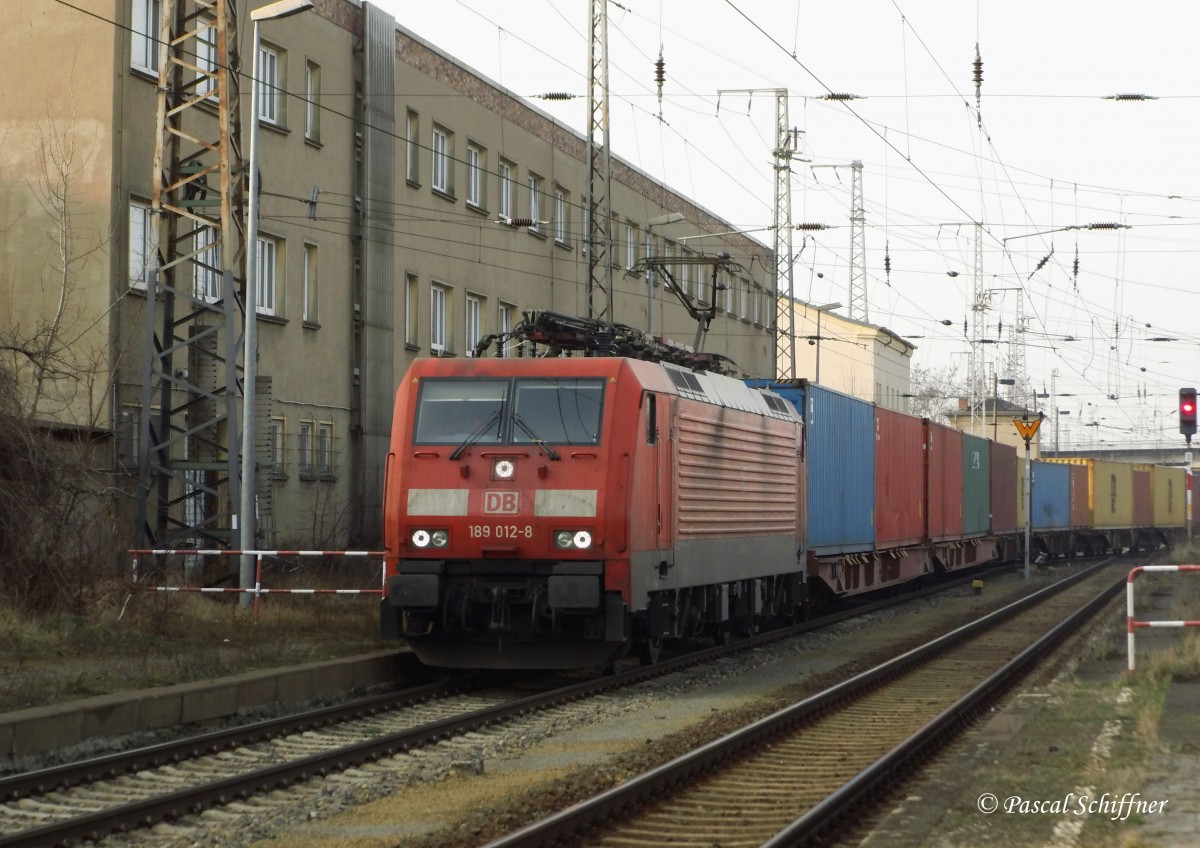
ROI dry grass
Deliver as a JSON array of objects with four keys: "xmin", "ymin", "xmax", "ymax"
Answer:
[{"xmin": 0, "ymin": 578, "xmax": 386, "ymax": 713}]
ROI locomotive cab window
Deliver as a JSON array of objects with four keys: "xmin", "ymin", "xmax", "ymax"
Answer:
[
  {"xmin": 413, "ymin": 377, "xmax": 604, "ymax": 446},
  {"xmin": 414, "ymin": 380, "xmax": 507, "ymax": 444},
  {"xmin": 512, "ymin": 378, "xmax": 604, "ymax": 446}
]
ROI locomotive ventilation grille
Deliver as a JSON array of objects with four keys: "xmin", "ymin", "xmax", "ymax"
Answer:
[{"xmin": 675, "ymin": 408, "xmax": 799, "ymax": 538}]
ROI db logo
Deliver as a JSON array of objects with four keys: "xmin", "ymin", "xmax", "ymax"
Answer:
[{"xmin": 483, "ymin": 491, "xmax": 520, "ymax": 515}]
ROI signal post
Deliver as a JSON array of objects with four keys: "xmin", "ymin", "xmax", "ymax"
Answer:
[
  {"xmin": 1181, "ymin": 388, "xmax": 1196, "ymax": 544},
  {"xmin": 1014, "ymin": 414, "xmax": 1043, "ymax": 580}
]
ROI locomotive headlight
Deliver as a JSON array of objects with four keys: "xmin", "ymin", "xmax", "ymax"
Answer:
[
  {"xmin": 411, "ymin": 528, "xmax": 449, "ymax": 549},
  {"xmin": 494, "ymin": 459, "xmax": 515, "ymax": 479},
  {"xmin": 554, "ymin": 530, "xmax": 593, "ymax": 549}
]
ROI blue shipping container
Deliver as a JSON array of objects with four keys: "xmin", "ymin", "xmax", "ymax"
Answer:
[
  {"xmin": 1031, "ymin": 460, "xmax": 1070, "ymax": 531},
  {"xmin": 748, "ymin": 380, "xmax": 875, "ymax": 555}
]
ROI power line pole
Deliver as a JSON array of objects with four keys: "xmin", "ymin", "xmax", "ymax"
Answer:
[
  {"xmin": 848, "ymin": 160, "xmax": 866, "ymax": 323},
  {"xmin": 139, "ymin": 0, "xmax": 246, "ymax": 551},
  {"xmin": 717, "ymin": 88, "xmax": 800, "ymax": 377},
  {"xmin": 585, "ymin": 0, "xmax": 614, "ymax": 322},
  {"xmin": 811, "ymin": 161, "xmax": 867, "ymax": 323}
]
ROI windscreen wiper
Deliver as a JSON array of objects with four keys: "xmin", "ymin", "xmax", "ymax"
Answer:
[
  {"xmin": 450, "ymin": 409, "xmax": 502, "ymax": 460},
  {"xmin": 512, "ymin": 413, "xmax": 561, "ymax": 460}
]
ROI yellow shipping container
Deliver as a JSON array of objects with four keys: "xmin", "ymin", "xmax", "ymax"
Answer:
[
  {"xmin": 1134, "ymin": 464, "xmax": 1187, "ymax": 529},
  {"xmin": 1044, "ymin": 458, "xmax": 1134, "ymax": 528}
]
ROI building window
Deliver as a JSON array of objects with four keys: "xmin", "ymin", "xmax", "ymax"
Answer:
[
  {"xmin": 432, "ymin": 125, "xmax": 452, "ymax": 195},
  {"xmin": 256, "ymin": 43, "xmax": 283, "ymax": 125},
  {"xmin": 304, "ymin": 61, "xmax": 321, "ymax": 142},
  {"xmin": 691, "ymin": 251, "xmax": 705, "ymax": 303},
  {"xmin": 256, "ymin": 235, "xmax": 278, "ymax": 316},
  {"xmin": 317, "ymin": 422, "xmax": 335, "ymax": 478},
  {"xmin": 625, "ymin": 222, "xmax": 638, "ymax": 271},
  {"xmin": 498, "ymin": 160, "xmax": 514, "ymax": 222},
  {"xmin": 466, "ymin": 294, "xmax": 482, "ymax": 357},
  {"xmin": 131, "ymin": 0, "xmax": 160, "ymax": 74},
  {"xmin": 193, "ymin": 225, "xmax": 220, "ymax": 302},
  {"xmin": 297, "ymin": 420, "xmax": 314, "ymax": 477},
  {"xmin": 527, "ymin": 175, "xmax": 542, "ymax": 232},
  {"xmin": 497, "ymin": 302, "xmax": 515, "ymax": 358},
  {"xmin": 466, "ymin": 144, "xmax": 485, "ymax": 209},
  {"xmin": 554, "ymin": 187, "xmax": 568, "ymax": 245},
  {"xmin": 406, "ymin": 110, "xmax": 420, "ymax": 184},
  {"xmin": 268, "ymin": 418, "xmax": 286, "ymax": 478},
  {"xmin": 129, "ymin": 200, "xmax": 156, "ymax": 291},
  {"xmin": 666, "ymin": 242, "xmax": 683, "ymax": 294},
  {"xmin": 405, "ymin": 273, "xmax": 419, "ymax": 346},
  {"xmin": 430, "ymin": 284, "xmax": 448, "ymax": 353},
  {"xmin": 196, "ymin": 15, "xmax": 217, "ymax": 99},
  {"xmin": 302, "ymin": 242, "xmax": 317, "ymax": 324}
]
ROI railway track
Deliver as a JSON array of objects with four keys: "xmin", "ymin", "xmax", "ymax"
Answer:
[
  {"xmin": 481, "ymin": 556, "xmax": 1131, "ymax": 848},
  {"xmin": 0, "ymin": 565, "xmax": 1024, "ymax": 847}
]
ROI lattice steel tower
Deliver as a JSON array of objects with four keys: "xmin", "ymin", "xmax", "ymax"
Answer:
[
  {"xmin": 847, "ymin": 160, "xmax": 867, "ymax": 322},
  {"xmin": 586, "ymin": 0, "xmax": 614, "ymax": 321},
  {"xmin": 137, "ymin": 0, "xmax": 248, "ymax": 548}
]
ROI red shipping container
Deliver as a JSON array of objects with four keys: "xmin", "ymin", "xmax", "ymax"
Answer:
[
  {"xmin": 1132, "ymin": 468, "xmax": 1152, "ymax": 528},
  {"xmin": 875, "ymin": 408, "xmax": 926, "ymax": 548},
  {"xmin": 1068, "ymin": 464, "xmax": 1090, "ymax": 529},
  {"xmin": 989, "ymin": 440, "xmax": 1018, "ymax": 535},
  {"xmin": 924, "ymin": 420, "xmax": 963, "ymax": 542}
]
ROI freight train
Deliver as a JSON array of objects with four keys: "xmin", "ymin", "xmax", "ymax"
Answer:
[{"xmin": 380, "ymin": 316, "xmax": 1188, "ymax": 670}]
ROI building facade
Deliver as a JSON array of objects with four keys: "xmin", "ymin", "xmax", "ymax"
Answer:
[
  {"xmin": 1, "ymin": 1, "xmax": 775, "ymax": 550},
  {"xmin": 774, "ymin": 297, "xmax": 915, "ymax": 411}
]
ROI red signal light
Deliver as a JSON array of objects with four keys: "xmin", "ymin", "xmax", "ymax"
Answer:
[{"xmin": 1181, "ymin": 388, "xmax": 1198, "ymax": 437}]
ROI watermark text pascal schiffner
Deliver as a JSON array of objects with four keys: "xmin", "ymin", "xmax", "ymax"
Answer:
[{"xmin": 976, "ymin": 793, "xmax": 1169, "ymax": 821}]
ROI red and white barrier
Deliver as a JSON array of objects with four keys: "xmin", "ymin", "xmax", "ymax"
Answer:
[
  {"xmin": 130, "ymin": 548, "xmax": 388, "ymax": 620},
  {"xmin": 1126, "ymin": 564, "xmax": 1200, "ymax": 672}
]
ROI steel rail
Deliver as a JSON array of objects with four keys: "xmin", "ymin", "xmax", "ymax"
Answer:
[
  {"xmin": 0, "ymin": 561, "xmax": 1020, "ymax": 848},
  {"xmin": 479, "ymin": 557, "xmax": 1122, "ymax": 848}
]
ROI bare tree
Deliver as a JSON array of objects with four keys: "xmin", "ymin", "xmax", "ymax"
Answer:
[
  {"xmin": 0, "ymin": 109, "xmax": 120, "ymax": 613},
  {"xmin": 907, "ymin": 364, "xmax": 962, "ymax": 423}
]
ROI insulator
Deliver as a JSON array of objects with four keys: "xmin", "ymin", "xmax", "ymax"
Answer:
[
  {"xmin": 505, "ymin": 218, "xmax": 537, "ymax": 228},
  {"xmin": 1086, "ymin": 222, "xmax": 1123, "ymax": 230},
  {"xmin": 539, "ymin": 92, "xmax": 576, "ymax": 100},
  {"xmin": 1073, "ymin": 248, "xmax": 1080, "ymax": 279},
  {"xmin": 654, "ymin": 57, "xmax": 665, "ymax": 85},
  {"xmin": 973, "ymin": 58, "xmax": 983, "ymax": 86},
  {"xmin": 1105, "ymin": 93, "xmax": 1157, "ymax": 101},
  {"xmin": 883, "ymin": 242, "xmax": 891, "ymax": 277},
  {"xmin": 794, "ymin": 223, "xmax": 830, "ymax": 231},
  {"xmin": 824, "ymin": 93, "xmax": 860, "ymax": 101}
]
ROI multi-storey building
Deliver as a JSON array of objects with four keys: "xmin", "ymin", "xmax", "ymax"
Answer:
[
  {"xmin": 775, "ymin": 297, "xmax": 915, "ymax": 410},
  {"xmin": 1, "ymin": 1, "xmax": 775, "ymax": 550}
]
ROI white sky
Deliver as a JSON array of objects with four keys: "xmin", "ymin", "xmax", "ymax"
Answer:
[{"xmin": 377, "ymin": 0, "xmax": 1200, "ymax": 449}]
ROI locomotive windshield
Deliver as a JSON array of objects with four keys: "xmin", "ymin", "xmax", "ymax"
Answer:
[{"xmin": 414, "ymin": 377, "xmax": 605, "ymax": 447}]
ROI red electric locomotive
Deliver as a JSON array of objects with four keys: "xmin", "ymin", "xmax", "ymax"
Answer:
[{"xmin": 381, "ymin": 355, "xmax": 806, "ymax": 669}]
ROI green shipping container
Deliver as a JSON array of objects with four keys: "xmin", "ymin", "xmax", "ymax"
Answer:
[{"xmin": 962, "ymin": 433, "xmax": 991, "ymax": 537}]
